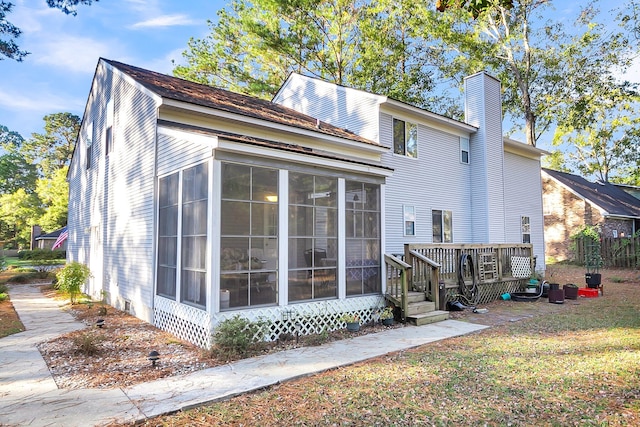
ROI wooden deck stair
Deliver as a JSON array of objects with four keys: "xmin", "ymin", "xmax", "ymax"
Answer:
[{"xmin": 387, "ymin": 291, "xmax": 449, "ymax": 326}]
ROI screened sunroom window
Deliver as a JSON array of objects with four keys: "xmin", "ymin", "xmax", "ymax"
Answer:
[
  {"xmin": 156, "ymin": 162, "xmax": 209, "ymax": 309},
  {"xmin": 288, "ymin": 172, "xmax": 337, "ymax": 302},
  {"xmin": 346, "ymin": 181, "xmax": 381, "ymax": 296},
  {"xmin": 220, "ymin": 163, "xmax": 278, "ymax": 309},
  {"xmin": 180, "ymin": 163, "xmax": 208, "ymax": 308}
]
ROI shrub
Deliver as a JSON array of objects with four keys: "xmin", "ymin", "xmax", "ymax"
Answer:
[
  {"xmin": 72, "ymin": 331, "xmax": 105, "ymax": 355},
  {"xmin": 212, "ymin": 315, "xmax": 265, "ymax": 359},
  {"xmin": 0, "ymin": 283, "xmax": 7, "ymax": 293},
  {"xmin": 0, "ymin": 256, "xmax": 6, "ymax": 272},
  {"xmin": 6, "ymin": 271, "xmax": 52, "ymax": 284},
  {"xmin": 0, "ymin": 293, "xmax": 8, "ymax": 302},
  {"xmin": 17, "ymin": 249, "xmax": 66, "ymax": 261},
  {"xmin": 56, "ymin": 262, "xmax": 92, "ymax": 304}
]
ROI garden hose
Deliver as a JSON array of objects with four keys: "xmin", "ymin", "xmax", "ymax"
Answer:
[{"xmin": 454, "ymin": 253, "xmax": 479, "ymax": 307}]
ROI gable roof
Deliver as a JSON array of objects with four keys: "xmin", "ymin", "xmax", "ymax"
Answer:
[
  {"xmin": 102, "ymin": 59, "xmax": 381, "ymax": 148},
  {"xmin": 543, "ymin": 168, "xmax": 640, "ymax": 218},
  {"xmin": 35, "ymin": 227, "xmax": 66, "ymax": 240}
]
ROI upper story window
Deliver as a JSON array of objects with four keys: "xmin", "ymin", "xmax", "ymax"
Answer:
[
  {"xmin": 460, "ymin": 137, "xmax": 469, "ymax": 164},
  {"xmin": 393, "ymin": 118, "xmax": 417, "ymax": 158},
  {"xmin": 521, "ymin": 216, "xmax": 531, "ymax": 244},
  {"xmin": 105, "ymin": 99, "xmax": 114, "ymax": 155},
  {"xmin": 432, "ymin": 209, "xmax": 453, "ymax": 243},
  {"xmin": 85, "ymin": 121, "xmax": 94, "ymax": 170}
]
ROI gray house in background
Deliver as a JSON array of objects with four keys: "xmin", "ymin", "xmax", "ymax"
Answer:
[{"xmin": 67, "ymin": 59, "xmax": 546, "ymax": 347}]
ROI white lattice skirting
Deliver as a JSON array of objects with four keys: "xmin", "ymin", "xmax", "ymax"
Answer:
[{"xmin": 154, "ymin": 295, "xmax": 386, "ymax": 348}]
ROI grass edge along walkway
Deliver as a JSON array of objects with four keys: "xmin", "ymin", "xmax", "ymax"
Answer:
[{"xmin": 142, "ymin": 280, "xmax": 640, "ymax": 427}]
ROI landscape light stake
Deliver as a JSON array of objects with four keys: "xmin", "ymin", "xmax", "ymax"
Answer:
[{"xmin": 148, "ymin": 350, "xmax": 160, "ymax": 367}]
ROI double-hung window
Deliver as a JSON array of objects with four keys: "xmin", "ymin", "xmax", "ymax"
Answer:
[
  {"xmin": 105, "ymin": 99, "xmax": 114, "ymax": 155},
  {"xmin": 521, "ymin": 216, "xmax": 531, "ymax": 244},
  {"xmin": 460, "ymin": 137, "xmax": 469, "ymax": 164},
  {"xmin": 403, "ymin": 205, "xmax": 416, "ymax": 236},
  {"xmin": 393, "ymin": 118, "xmax": 417, "ymax": 158},
  {"xmin": 432, "ymin": 209, "xmax": 453, "ymax": 243}
]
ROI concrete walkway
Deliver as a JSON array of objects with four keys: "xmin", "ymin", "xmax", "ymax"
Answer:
[{"xmin": 0, "ymin": 283, "xmax": 488, "ymax": 426}]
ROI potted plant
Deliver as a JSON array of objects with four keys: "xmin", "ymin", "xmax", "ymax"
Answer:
[
  {"xmin": 563, "ymin": 283, "xmax": 579, "ymax": 300},
  {"xmin": 339, "ymin": 313, "xmax": 360, "ymax": 332},
  {"xmin": 577, "ymin": 225, "xmax": 603, "ymax": 288},
  {"xmin": 379, "ymin": 306, "xmax": 394, "ymax": 326}
]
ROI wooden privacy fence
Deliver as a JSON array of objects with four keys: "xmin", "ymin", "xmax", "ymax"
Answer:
[
  {"xmin": 573, "ymin": 236, "xmax": 640, "ymax": 268},
  {"xmin": 385, "ymin": 243, "xmax": 535, "ymax": 315}
]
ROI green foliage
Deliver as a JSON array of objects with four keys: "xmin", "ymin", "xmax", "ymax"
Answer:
[
  {"xmin": 339, "ymin": 313, "xmax": 360, "ymax": 323},
  {"xmin": 0, "ymin": 283, "xmax": 7, "ymax": 293},
  {"xmin": 0, "ymin": 255, "xmax": 5, "ymax": 272},
  {"xmin": 378, "ymin": 306, "xmax": 394, "ymax": 320},
  {"xmin": 570, "ymin": 224, "xmax": 601, "ymax": 243},
  {"xmin": 72, "ymin": 331, "xmax": 105, "ymax": 356},
  {"xmin": 212, "ymin": 315, "xmax": 265, "ymax": 359},
  {"xmin": 24, "ymin": 113, "xmax": 79, "ymax": 177},
  {"xmin": 55, "ymin": 262, "xmax": 92, "ymax": 304},
  {"xmin": 35, "ymin": 167, "xmax": 69, "ymax": 231},
  {"xmin": 175, "ymin": 0, "xmax": 455, "ymax": 113},
  {"xmin": 17, "ymin": 249, "xmax": 66, "ymax": 260},
  {"xmin": 0, "ymin": 189, "xmax": 43, "ymax": 247},
  {"xmin": 0, "ymin": 292, "xmax": 8, "ymax": 301},
  {"xmin": 0, "ymin": 153, "xmax": 38, "ymax": 195}
]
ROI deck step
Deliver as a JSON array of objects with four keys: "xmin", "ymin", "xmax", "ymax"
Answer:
[
  {"xmin": 387, "ymin": 291, "xmax": 426, "ymax": 304},
  {"xmin": 407, "ymin": 310, "xmax": 449, "ymax": 326},
  {"xmin": 406, "ymin": 300, "xmax": 436, "ymax": 316}
]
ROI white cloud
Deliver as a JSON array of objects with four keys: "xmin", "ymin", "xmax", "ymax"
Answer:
[
  {"xmin": 130, "ymin": 14, "xmax": 198, "ymax": 29},
  {"xmin": 32, "ymin": 35, "xmax": 122, "ymax": 74},
  {"xmin": 0, "ymin": 87, "xmax": 83, "ymax": 112}
]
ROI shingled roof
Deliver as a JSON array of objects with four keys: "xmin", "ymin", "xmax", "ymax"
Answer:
[
  {"xmin": 544, "ymin": 168, "xmax": 640, "ymax": 218},
  {"xmin": 102, "ymin": 59, "xmax": 380, "ymax": 147}
]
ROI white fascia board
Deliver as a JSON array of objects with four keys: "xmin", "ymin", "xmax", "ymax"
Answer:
[
  {"xmin": 101, "ymin": 59, "xmax": 163, "ymax": 105},
  {"xmin": 504, "ymin": 138, "xmax": 549, "ymax": 159},
  {"xmin": 541, "ymin": 170, "xmax": 609, "ymax": 216},
  {"xmin": 161, "ymin": 99, "xmax": 389, "ymax": 156},
  {"xmin": 217, "ymin": 139, "xmax": 394, "ymax": 178},
  {"xmin": 382, "ymin": 99, "xmax": 477, "ymax": 133},
  {"xmin": 157, "ymin": 125, "xmax": 219, "ymax": 149},
  {"xmin": 604, "ymin": 213, "xmax": 640, "ymax": 220}
]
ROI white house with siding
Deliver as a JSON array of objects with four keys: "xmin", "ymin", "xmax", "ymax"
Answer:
[
  {"xmin": 67, "ymin": 59, "xmax": 545, "ymax": 348},
  {"xmin": 273, "ymin": 72, "xmax": 546, "ymax": 268}
]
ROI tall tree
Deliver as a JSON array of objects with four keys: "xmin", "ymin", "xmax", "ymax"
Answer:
[
  {"xmin": 0, "ymin": 153, "xmax": 38, "ymax": 194},
  {"xmin": 36, "ymin": 166, "xmax": 68, "ymax": 231},
  {"xmin": 0, "ymin": 189, "xmax": 42, "ymax": 247},
  {"xmin": 0, "ymin": 124, "xmax": 24, "ymax": 152},
  {"xmin": 430, "ymin": 0, "xmax": 635, "ymax": 147},
  {"xmin": 175, "ymin": 0, "xmax": 448, "ymax": 110},
  {"xmin": 22, "ymin": 112, "xmax": 80, "ymax": 177},
  {"xmin": 1, "ymin": 0, "xmax": 96, "ymax": 61}
]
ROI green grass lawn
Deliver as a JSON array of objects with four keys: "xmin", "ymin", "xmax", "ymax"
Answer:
[
  {"xmin": 143, "ymin": 278, "xmax": 640, "ymax": 426},
  {"xmin": 4, "ymin": 257, "xmax": 65, "ymax": 268}
]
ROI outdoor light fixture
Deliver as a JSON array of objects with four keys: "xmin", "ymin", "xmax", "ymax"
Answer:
[
  {"xmin": 95, "ymin": 319, "xmax": 105, "ymax": 328},
  {"xmin": 148, "ymin": 350, "xmax": 160, "ymax": 367}
]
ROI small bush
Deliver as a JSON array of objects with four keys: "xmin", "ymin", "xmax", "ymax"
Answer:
[
  {"xmin": 212, "ymin": 315, "xmax": 265, "ymax": 359},
  {"xmin": 72, "ymin": 332, "xmax": 105, "ymax": 355},
  {"xmin": 0, "ymin": 256, "xmax": 6, "ymax": 272},
  {"xmin": 0, "ymin": 283, "xmax": 7, "ymax": 293},
  {"xmin": 0, "ymin": 292, "xmax": 8, "ymax": 302},
  {"xmin": 17, "ymin": 249, "xmax": 66, "ymax": 261},
  {"xmin": 56, "ymin": 262, "xmax": 92, "ymax": 304},
  {"xmin": 610, "ymin": 276, "xmax": 627, "ymax": 283},
  {"xmin": 6, "ymin": 271, "xmax": 51, "ymax": 283}
]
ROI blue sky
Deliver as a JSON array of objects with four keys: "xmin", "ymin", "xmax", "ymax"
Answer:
[
  {"xmin": 1, "ymin": 0, "xmax": 637, "ymax": 152},
  {"xmin": 1, "ymin": 0, "xmax": 225, "ymax": 139}
]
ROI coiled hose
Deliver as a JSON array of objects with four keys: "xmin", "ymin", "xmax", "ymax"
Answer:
[{"xmin": 456, "ymin": 253, "xmax": 479, "ymax": 306}]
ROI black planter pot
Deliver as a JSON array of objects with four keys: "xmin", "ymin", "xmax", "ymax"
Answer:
[
  {"xmin": 585, "ymin": 273, "xmax": 602, "ymax": 288},
  {"xmin": 563, "ymin": 284, "xmax": 579, "ymax": 300},
  {"xmin": 549, "ymin": 283, "xmax": 560, "ymax": 291},
  {"xmin": 548, "ymin": 289, "xmax": 564, "ymax": 304}
]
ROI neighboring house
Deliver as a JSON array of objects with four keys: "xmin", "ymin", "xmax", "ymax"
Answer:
[
  {"xmin": 273, "ymin": 72, "xmax": 547, "ymax": 268},
  {"xmin": 542, "ymin": 168, "xmax": 640, "ymax": 261},
  {"xmin": 68, "ymin": 59, "xmax": 546, "ymax": 347},
  {"xmin": 33, "ymin": 227, "xmax": 68, "ymax": 251}
]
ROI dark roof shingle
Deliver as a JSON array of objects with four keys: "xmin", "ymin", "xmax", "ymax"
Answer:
[
  {"xmin": 544, "ymin": 168, "xmax": 640, "ymax": 218},
  {"xmin": 103, "ymin": 59, "xmax": 380, "ymax": 147}
]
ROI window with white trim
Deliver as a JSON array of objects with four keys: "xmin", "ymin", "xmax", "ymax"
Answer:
[
  {"xmin": 403, "ymin": 205, "xmax": 416, "ymax": 236},
  {"xmin": 432, "ymin": 209, "xmax": 453, "ymax": 243},
  {"xmin": 105, "ymin": 99, "xmax": 114, "ymax": 155},
  {"xmin": 393, "ymin": 118, "xmax": 417, "ymax": 158},
  {"xmin": 85, "ymin": 121, "xmax": 93, "ymax": 170},
  {"xmin": 521, "ymin": 216, "xmax": 531, "ymax": 243},
  {"xmin": 156, "ymin": 162, "xmax": 209, "ymax": 309},
  {"xmin": 460, "ymin": 137, "xmax": 469, "ymax": 164}
]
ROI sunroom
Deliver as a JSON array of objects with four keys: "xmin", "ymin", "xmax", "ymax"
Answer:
[{"xmin": 152, "ymin": 124, "xmax": 393, "ymax": 348}]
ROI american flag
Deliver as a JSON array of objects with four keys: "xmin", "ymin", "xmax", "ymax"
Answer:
[{"xmin": 52, "ymin": 226, "xmax": 68, "ymax": 250}]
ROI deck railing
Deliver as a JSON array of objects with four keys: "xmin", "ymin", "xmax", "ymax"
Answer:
[{"xmin": 385, "ymin": 243, "xmax": 535, "ymax": 313}]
